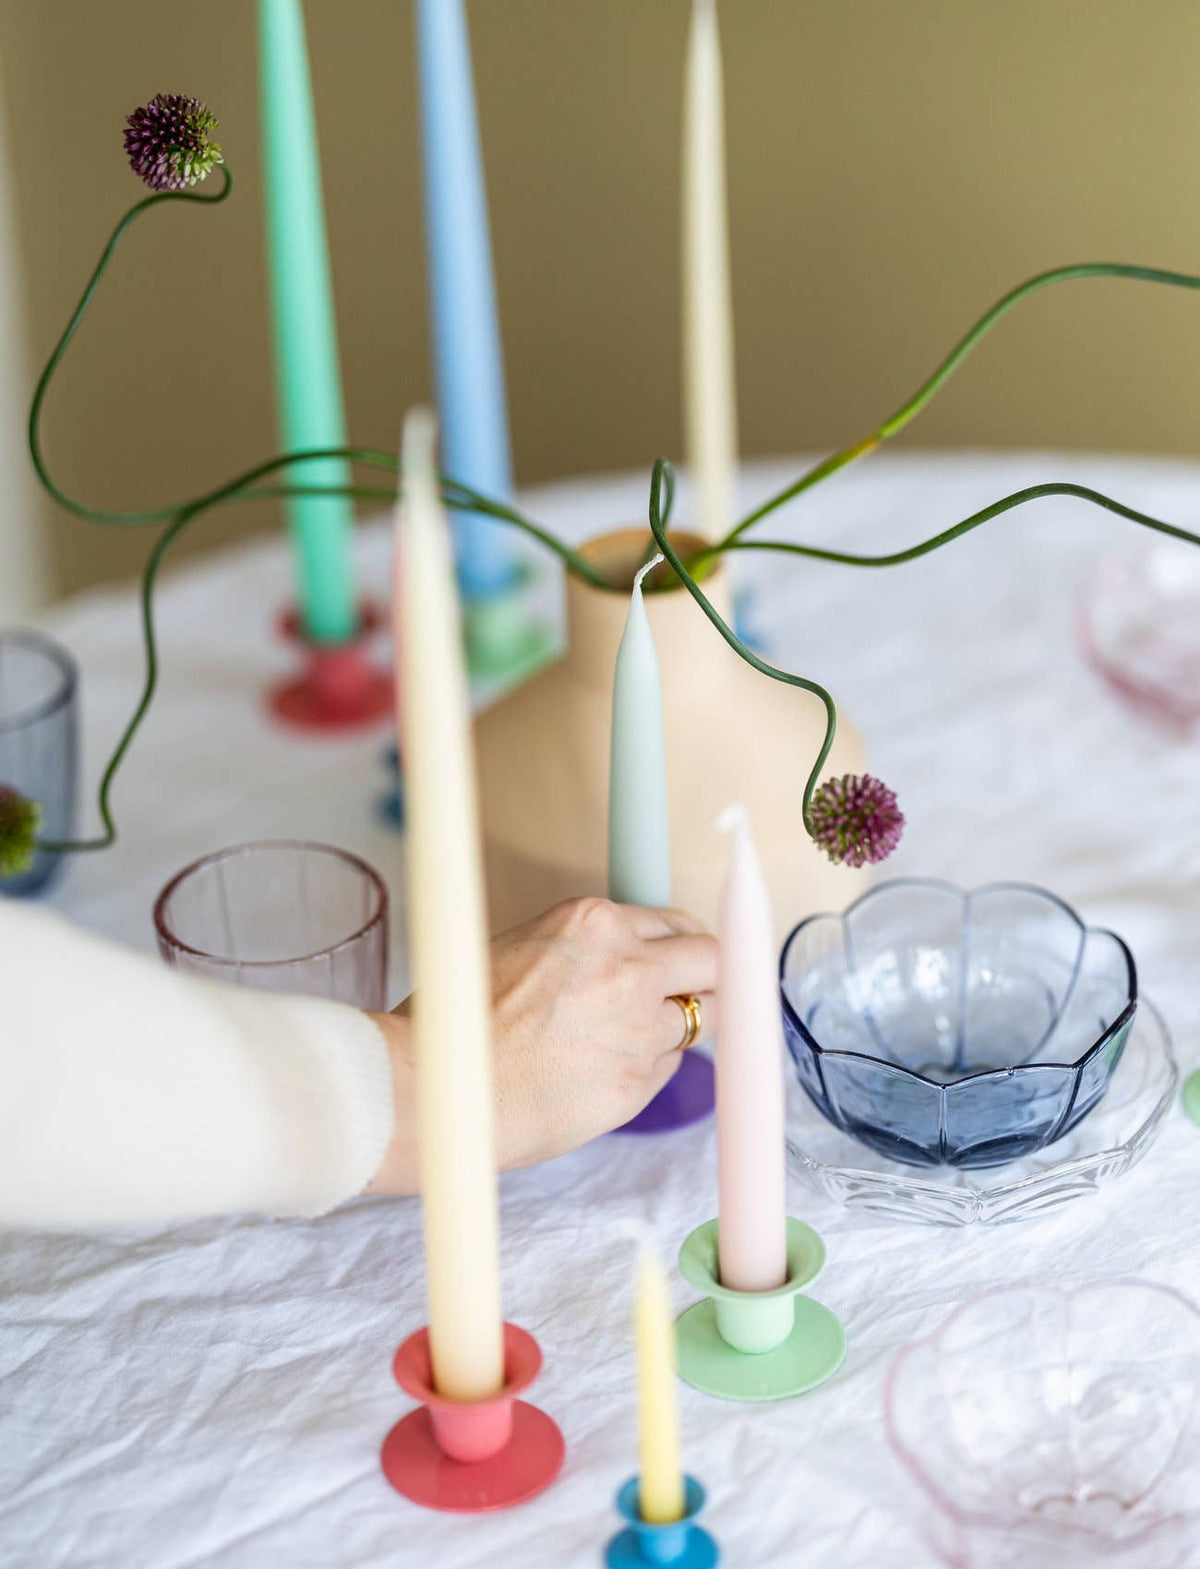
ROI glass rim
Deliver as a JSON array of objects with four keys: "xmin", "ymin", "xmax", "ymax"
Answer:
[
  {"xmin": 779, "ymin": 876, "xmax": 1138, "ymax": 1086},
  {"xmin": 0, "ymin": 628, "xmax": 78, "ymax": 733},
  {"xmin": 882, "ymin": 1277, "xmax": 1200, "ymax": 1539},
  {"xmin": 153, "ymin": 839, "xmax": 388, "ymax": 970}
]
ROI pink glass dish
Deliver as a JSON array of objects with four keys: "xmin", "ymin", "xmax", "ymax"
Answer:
[
  {"xmin": 155, "ymin": 840, "xmax": 389, "ymax": 1008},
  {"xmin": 1080, "ymin": 539, "xmax": 1200, "ymax": 732},
  {"xmin": 885, "ymin": 1282, "xmax": 1200, "ymax": 1567}
]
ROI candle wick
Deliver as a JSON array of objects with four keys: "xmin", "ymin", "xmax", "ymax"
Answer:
[{"xmin": 633, "ymin": 553, "xmax": 665, "ymax": 595}]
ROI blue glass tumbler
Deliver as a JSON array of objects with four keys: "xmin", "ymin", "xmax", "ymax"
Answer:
[{"xmin": 0, "ymin": 629, "xmax": 78, "ymax": 897}]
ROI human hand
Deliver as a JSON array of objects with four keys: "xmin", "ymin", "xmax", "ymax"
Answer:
[
  {"xmin": 484, "ymin": 896, "xmax": 717, "ymax": 1168},
  {"xmin": 366, "ymin": 897, "xmax": 717, "ymax": 1193}
]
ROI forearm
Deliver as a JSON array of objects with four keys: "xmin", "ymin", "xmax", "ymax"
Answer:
[{"xmin": 0, "ymin": 902, "xmax": 396, "ymax": 1229}]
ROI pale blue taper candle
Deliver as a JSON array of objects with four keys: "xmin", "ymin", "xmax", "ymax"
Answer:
[
  {"xmin": 608, "ymin": 557, "xmax": 672, "ymax": 907},
  {"xmin": 415, "ymin": 0, "xmax": 518, "ymax": 603},
  {"xmin": 259, "ymin": 0, "xmax": 357, "ymax": 645}
]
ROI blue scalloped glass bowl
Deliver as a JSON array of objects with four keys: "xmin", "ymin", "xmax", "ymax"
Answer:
[{"xmin": 780, "ymin": 880, "xmax": 1137, "ymax": 1169}]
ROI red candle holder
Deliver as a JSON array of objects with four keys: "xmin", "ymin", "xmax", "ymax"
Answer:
[
  {"xmin": 268, "ymin": 601, "xmax": 393, "ymax": 732},
  {"xmin": 381, "ymin": 1322, "xmax": 565, "ymax": 1513}
]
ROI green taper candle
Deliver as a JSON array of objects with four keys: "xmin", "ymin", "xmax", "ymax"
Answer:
[
  {"xmin": 608, "ymin": 555, "xmax": 672, "ymax": 907},
  {"xmin": 259, "ymin": 0, "xmax": 357, "ymax": 645}
]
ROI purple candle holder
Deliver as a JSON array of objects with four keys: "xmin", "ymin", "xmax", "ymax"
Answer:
[{"xmin": 614, "ymin": 1052, "xmax": 716, "ymax": 1135}]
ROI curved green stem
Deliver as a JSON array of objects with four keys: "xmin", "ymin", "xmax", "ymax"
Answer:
[
  {"xmin": 27, "ymin": 167, "xmax": 1200, "ymax": 864},
  {"xmin": 646, "ymin": 458, "xmax": 837, "ymax": 837},
  {"xmin": 711, "ymin": 261, "xmax": 1200, "ymax": 558},
  {"xmin": 26, "ymin": 167, "xmax": 608, "ymax": 588},
  {"xmin": 718, "ymin": 481, "xmax": 1200, "ymax": 569},
  {"xmin": 37, "ymin": 507, "xmax": 196, "ymax": 853},
  {"xmin": 29, "ymin": 167, "xmax": 236, "ymax": 524}
]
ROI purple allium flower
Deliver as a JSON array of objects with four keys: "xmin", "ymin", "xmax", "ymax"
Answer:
[
  {"xmin": 0, "ymin": 785, "xmax": 40, "ymax": 878},
  {"xmin": 809, "ymin": 772, "xmax": 904, "ymax": 868},
  {"xmin": 124, "ymin": 94, "xmax": 222, "ymax": 191}
]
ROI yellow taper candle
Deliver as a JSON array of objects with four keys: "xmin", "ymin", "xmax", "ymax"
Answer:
[
  {"xmin": 398, "ymin": 407, "xmax": 505, "ymax": 1402},
  {"xmin": 635, "ymin": 1241, "xmax": 686, "ymax": 1524},
  {"xmin": 682, "ymin": 0, "xmax": 738, "ymax": 544}
]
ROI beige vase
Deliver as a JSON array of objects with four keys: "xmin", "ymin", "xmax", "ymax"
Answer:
[{"xmin": 474, "ymin": 529, "xmax": 868, "ymax": 939}]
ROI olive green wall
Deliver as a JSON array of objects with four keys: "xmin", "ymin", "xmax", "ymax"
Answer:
[{"xmin": 4, "ymin": 0, "xmax": 1200, "ymax": 599}]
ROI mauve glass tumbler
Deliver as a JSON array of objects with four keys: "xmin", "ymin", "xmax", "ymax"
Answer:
[
  {"xmin": 154, "ymin": 840, "xmax": 389, "ymax": 1009},
  {"xmin": 0, "ymin": 628, "xmax": 78, "ymax": 897}
]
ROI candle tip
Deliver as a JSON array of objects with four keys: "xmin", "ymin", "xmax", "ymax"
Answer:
[
  {"xmin": 715, "ymin": 802, "xmax": 749, "ymax": 836},
  {"xmin": 401, "ymin": 405, "xmax": 439, "ymax": 480},
  {"xmin": 633, "ymin": 553, "xmax": 666, "ymax": 595},
  {"xmin": 613, "ymin": 1217, "xmax": 666, "ymax": 1273}
]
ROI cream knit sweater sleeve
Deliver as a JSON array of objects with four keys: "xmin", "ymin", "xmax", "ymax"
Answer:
[{"xmin": 0, "ymin": 898, "xmax": 395, "ymax": 1230}]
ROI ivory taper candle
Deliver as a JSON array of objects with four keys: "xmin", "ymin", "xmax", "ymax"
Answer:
[
  {"xmin": 715, "ymin": 805, "xmax": 788, "ymax": 1292},
  {"xmin": 608, "ymin": 554, "xmax": 672, "ymax": 908},
  {"xmin": 682, "ymin": 0, "xmax": 738, "ymax": 544},
  {"xmin": 634, "ymin": 1240, "xmax": 686, "ymax": 1524},
  {"xmin": 397, "ymin": 407, "xmax": 504, "ymax": 1400},
  {"xmin": 258, "ymin": 0, "xmax": 357, "ymax": 645},
  {"xmin": 415, "ymin": 0, "xmax": 517, "ymax": 602}
]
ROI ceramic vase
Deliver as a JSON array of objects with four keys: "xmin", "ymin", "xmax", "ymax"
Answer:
[{"xmin": 474, "ymin": 529, "xmax": 867, "ymax": 937}]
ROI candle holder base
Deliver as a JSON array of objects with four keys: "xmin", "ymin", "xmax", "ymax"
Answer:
[
  {"xmin": 463, "ymin": 572, "xmax": 555, "ymax": 687},
  {"xmin": 605, "ymin": 1477, "xmax": 719, "ymax": 1568},
  {"xmin": 270, "ymin": 602, "xmax": 392, "ymax": 732},
  {"xmin": 381, "ymin": 1322, "xmax": 564, "ymax": 1513},
  {"xmin": 675, "ymin": 1218, "xmax": 846, "ymax": 1402},
  {"xmin": 1183, "ymin": 1068, "xmax": 1200, "ymax": 1126},
  {"xmin": 614, "ymin": 1051, "xmax": 715, "ymax": 1135},
  {"xmin": 375, "ymin": 743, "xmax": 405, "ymax": 832}
]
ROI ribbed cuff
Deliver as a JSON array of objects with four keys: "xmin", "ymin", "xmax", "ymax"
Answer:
[{"xmin": 216, "ymin": 990, "xmax": 396, "ymax": 1218}]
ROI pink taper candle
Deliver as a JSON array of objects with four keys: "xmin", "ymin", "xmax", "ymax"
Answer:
[{"xmin": 715, "ymin": 804, "xmax": 789, "ymax": 1292}]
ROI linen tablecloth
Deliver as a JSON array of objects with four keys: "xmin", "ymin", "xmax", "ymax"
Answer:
[{"xmin": 2, "ymin": 452, "xmax": 1199, "ymax": 1568}]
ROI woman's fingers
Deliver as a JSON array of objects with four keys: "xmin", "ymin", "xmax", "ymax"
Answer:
[
  {"xmin": 644, "ymin": 931, "xmax": 719, "ymax": 1000},
  {"xmin": 623, "ymin": 904, "xmax": 709, "ymax": 941}
]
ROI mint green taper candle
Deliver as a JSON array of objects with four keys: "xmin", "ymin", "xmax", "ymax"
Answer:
[
  {"xmin": 258, "ymin": 0, "xmax": 357, "ymax": 645},
  {"xmin": 608, "ymin": 556, "xmax": 672, "ymax": 907}
]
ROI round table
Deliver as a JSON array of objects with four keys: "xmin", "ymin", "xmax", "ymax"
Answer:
[{"xmin": 3, "ymin": 452, "xmax": 1199, "ymax": 1568}]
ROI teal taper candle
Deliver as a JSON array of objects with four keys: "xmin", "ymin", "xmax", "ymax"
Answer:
[
  {"xmin": 608, "ymin": 556, "xmax": 672, "ymax": 908},
  {"xmin": 259, "ymin": 0, "xmax": 357, "ymax": 645}
]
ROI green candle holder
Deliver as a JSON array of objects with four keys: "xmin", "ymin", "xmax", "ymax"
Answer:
[
  {"xmin": 463, "ymin": 567, "xmax": 555, "ymax": 686},
  {"xmin": 674, "ymin": 1217, "xmax": 846, "ymax": 1402},
  {"xmin": 1182, "ymin": 1069, "xmax": 1200, "ymax": 1125}
]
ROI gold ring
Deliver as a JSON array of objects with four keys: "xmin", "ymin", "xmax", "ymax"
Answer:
[{"xmin": 669, "ymin": 993, "xmax": 703, "ymax": 1051}]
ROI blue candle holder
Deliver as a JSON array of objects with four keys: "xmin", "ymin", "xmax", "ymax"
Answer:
[
  {"xmin": 376, "ymin": 741, "xmax": 406, "ymax": 831},
  {"xmin": 606, "ymin": 1476, "xmax": 718, "ymax": 1568}
]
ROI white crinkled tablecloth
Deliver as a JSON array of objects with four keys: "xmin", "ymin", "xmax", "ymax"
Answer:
[{"xmin": 2, "ymin": 452, "xmax": 1200, "ymax": 1569}]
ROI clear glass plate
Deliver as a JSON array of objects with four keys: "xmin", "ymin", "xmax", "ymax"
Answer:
[{"xmin": 785, "ymin": 1000, "xmax": 1176, "ymax": 1226}]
